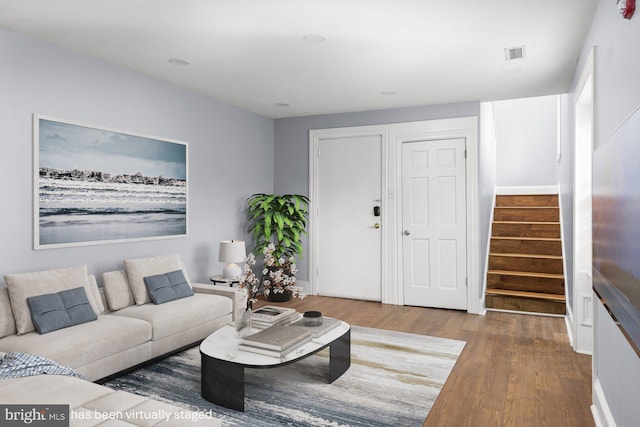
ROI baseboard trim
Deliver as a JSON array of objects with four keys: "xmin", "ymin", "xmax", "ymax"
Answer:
[
  {"xmin": 592, "ymin": 380, "xmax": 617, "ymax": 427},
  {"xmin": 565, "ymin": 304, "xmax": 575, "ymax": 349}
]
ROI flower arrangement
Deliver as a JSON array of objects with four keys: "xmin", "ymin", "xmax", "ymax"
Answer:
[{"xmin": 239, "ymin": 243, "xmax": 304, "ymax": 310}]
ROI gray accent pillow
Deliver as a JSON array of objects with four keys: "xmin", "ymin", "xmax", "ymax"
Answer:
[
  {"xmin": 144, "ymin": 270, "xmax": 194, "ymax": 304},
  {"xmin": 124, "ymin": 255, "xmax": 185, "ymax": 305},
  {"xmin": 4, "ymin": 265, "xmax": 100, "ymax": 335},
  {"xmin": 27, "ymin": 287, "xmax": 98, "ymax": 334}
]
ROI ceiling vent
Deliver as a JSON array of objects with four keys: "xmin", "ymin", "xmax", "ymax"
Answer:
[{"xmin": 504, "ymin": 46, "xmax": 526, "ymax": 61}]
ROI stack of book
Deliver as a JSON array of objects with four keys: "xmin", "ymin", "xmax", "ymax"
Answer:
[
  {"xmin": 238, "ymin": 325, "xmax": 312, "ymax": 357},
  {"xmin": 289, "ymin": 316, "xmax": 342, "ymax": 338},
  {"xmin": 251, "ymin": 305, "xmax": 300, "ymax": 329}
]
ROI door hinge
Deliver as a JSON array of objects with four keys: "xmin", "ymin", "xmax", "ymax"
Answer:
[
  {"xmin": 465, "ymin": 278, "xmax": 468, "ymax": 287},
  {"xmin": 464, "ymin": 149, "xmax": 467, "ymax": 158}
]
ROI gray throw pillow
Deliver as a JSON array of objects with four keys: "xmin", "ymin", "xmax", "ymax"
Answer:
[
  {"xmin": 27, "ymin": 287, "xmax": 98, "ymax": 334},
  {"xmin": 144, "ymin": 270, "xmax": 194, "ymax": 304}
]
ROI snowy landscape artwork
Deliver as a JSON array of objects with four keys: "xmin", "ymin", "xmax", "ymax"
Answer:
[{"xmin": 34, "ymin": 116, "xmax": 188, "ymax": 249}]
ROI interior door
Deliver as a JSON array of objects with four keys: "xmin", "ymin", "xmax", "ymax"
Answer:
[
  {"xmin": 316, "ymin": 134, "xmax": 382, "ymax": 301},
  {"xmin": 402, "ymin": 138, "xmax": 467, "ymax": 309}
]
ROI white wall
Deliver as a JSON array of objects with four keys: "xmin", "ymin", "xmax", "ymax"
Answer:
[
  {"xmin": 479, "ymin": 102, "xmax": 497, "ymax": 302},
  {"xmin": 0, "ymin": 28, "xmax": 274, "ymax": 284},
  {"xmin": 493, "ymin": 95, "xmax": 559, "ymax": 186},
  {"xmin": 572, "ymin": 0, "xmax": 640, "ymax": 424},
  {"xmin": 273, "ymin": 102, "xmax": 482, "ymax": 283}
]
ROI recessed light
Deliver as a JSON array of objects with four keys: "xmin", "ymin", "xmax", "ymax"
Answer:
[
  {"xmin": 275, "ymin": 102, "xmax": 290, "ymax": 107},
  {"xmin": 168, "ymin": 58, "xmax": 190, "ymax": 66},
  {"xmin": 303, "ymin": 34, "xmax": 326, "ymax": 43},
  {"xmin": 381, "ymin": 91, "xmax": 397, "ymax": 96}
]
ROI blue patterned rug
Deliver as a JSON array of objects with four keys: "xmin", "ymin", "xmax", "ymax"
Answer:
[{"xmin": 104, "ymin": 326, "xmax": 465, "ymax": 427}]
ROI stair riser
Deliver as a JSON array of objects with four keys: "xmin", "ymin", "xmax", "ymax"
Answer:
[
  {"xmin": 492, "ymin": 223, "xmax": 560, "ymax": 238},
  {"xmin": 490, "ymin": 239, "xmax": 562, "ymax": 256},
  {"xmin": 486, "ymin": 294, "xmax": 566, "ymax": 315},
  {"xmin": 495, "ymin": 194, "xmax": 559, "ymax": 207},
  {"xmin": 487, "ymin": 273, "xmax": 565, "ymax": 295},
  {"xmin": 489, "ymin": 255, "xmax": 563, "ymax": 275},
  {"xmin": 493, "ymin": 207, "xmax": 559, "ymax": 222}
]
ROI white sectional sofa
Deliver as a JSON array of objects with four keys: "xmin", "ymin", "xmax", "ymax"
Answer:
[{"xmin": 0, "ymin": 255, "xmax": 238, "ymax": 426}]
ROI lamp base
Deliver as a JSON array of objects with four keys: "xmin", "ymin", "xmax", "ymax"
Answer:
[{"xmin": 223, "ymin": 263, "xmax": 242, "ymax": 279}]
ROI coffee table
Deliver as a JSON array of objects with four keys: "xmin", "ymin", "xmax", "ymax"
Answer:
[{"xmin": 200, "ymin": 319, "xmax": 351, "ymax": 411}]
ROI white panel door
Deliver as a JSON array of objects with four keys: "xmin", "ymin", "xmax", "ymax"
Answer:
[
  {"xmin": 402, "ymin": 138, "xmax": 467, "ymax": 309},
  {"xmin": 317, "ymin": 134, "xmax": 382, "ymax": 301}
]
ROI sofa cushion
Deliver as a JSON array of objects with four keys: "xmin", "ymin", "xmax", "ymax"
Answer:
[
  {"xmin": 4, "ymin": 266, "xmax": 101, "ymax": 335},
  {"xmin": 0, "ymin": 288, "xmax": 16, "ymax": 338},
  {"xmin": 28, "ymin": 287, "xmax": 97, "ymax": 334},
  {"xmin": 0, "ymin": 315, "xmax": 151, "ymax": 370},
  {"xmin": 144, "ymin": 270, "xmax": 194, "ymax": 304},
  {"xmin": 124, "ymin": 255, "xmax": 187, "ymax": 305},
  {"xmin": 112, "ymin": 293, "xmax": 231, "ymax": 341},
  {"xmin": 103, "ymin": 269, "xmax": 135, "ymax": 311},
  {"xmin": 87, "ymin": 274, "xmax": 105, "ymax": 314}
]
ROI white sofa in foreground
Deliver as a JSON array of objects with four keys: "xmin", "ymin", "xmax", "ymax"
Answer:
[
  {"xmin": 0, "ymin": 255, "xmax": 238, "ymax": 426},
  {"xmin": 0, "ymin": 371, "xmax": 221, "ymax": 426}
]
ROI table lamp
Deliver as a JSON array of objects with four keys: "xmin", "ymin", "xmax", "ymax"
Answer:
[{"xmin": 219, "ymin": 240, "xmax": 246, "ymax": 279}]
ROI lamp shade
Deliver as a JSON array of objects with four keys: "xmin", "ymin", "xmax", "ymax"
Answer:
[
  {"xmin": 218, "ymin": 240, "xmax": 247, "ymax": 263},
  {"xmin": 219, "ymin": 240, "xmax": 247, "ymax": 279}
]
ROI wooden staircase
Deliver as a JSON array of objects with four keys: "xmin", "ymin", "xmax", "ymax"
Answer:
[{"xmin": 485, "ymin": 194, "xmax": 566, "ymax": 315}]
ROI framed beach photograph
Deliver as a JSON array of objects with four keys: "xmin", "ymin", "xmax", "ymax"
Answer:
[{"xmin": 33, "ymin": 115, "xmax": 188, "ymax": 249}]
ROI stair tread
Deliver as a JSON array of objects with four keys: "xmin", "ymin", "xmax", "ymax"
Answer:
[
  {"xmin": 485, "ymin": 288, "xmax": 566, "ymax": 302},
  {"xmin": 489, "ymin": 253, "xmax": 563, "ymax": 260},
  {"xmin": 495, "ymin": 206, "xmax": 558, "ymax": 209},
  {"xmin": 491, "ymin": 236, "xmax": 561, "ymax": 242},
  {"xmin": 493, "ymin": 221, "xmax": 560, "ymax": 225},
  {"xmin": 488, "ymin": 270, "xmax": 564, "ymax": 279}
]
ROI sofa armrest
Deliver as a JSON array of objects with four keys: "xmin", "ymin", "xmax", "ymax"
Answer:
[{"xmin": 192, "ymin": 283, "xmax": 246, "ymax": 321}]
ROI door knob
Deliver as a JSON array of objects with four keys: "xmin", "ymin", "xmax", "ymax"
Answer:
[
  {"xmin": 403, "ymin": 229, "xmax": 411, "ymax": 235},
  {"xmin": 373, "ymin": 223, "xmax": 381, "ymax": 229}
]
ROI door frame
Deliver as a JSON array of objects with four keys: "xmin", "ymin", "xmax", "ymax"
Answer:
[
  {"xmin": 309, "ymin": 125, "xmax": 390, "ymax": 300},
  {"xmin": 309, "ymin": 117, "xmax": 481, "ymax": 313},
  {"xmin": 571, "ymin": 47, "xmax": 595, "ymax": 355}
]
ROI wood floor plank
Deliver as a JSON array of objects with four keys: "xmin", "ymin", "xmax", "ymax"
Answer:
[{"xmin": 260, "ymin": 296, "xmax": 593, "ymax": 427}]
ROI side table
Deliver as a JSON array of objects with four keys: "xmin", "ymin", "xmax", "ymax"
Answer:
[{"xmin": 209, "ymin": 274, "xmax": 240, "ymax": 287}]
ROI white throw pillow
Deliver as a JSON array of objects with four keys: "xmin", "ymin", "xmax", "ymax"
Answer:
[
  {"xmin": 102, "ymin": 269, "xmax": 135, "ymax": 310},
  {"xmin": 0, "ymin": 288, "xmax": 17, "ymax": 338},
  {"xmin": 123, "ymin": 255, "xmax": 188, "ymax": 305},
  {"xmin": 4, "ymin": 265, "xmax": 100, "ymax": 335}
]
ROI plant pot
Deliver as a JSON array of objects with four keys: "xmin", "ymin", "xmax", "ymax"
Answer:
[{"xmin": 266, "ymin": 289, "xmax": 293, "ymax": 302}]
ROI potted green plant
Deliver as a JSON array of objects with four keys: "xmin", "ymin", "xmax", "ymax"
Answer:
[
  {"xmin": 244, "ymin": 193, "xmax": 309, "ymax": 302},
  {"xmin": 246, "ymin": 193, "xmax": 310, "ymax": 260}
]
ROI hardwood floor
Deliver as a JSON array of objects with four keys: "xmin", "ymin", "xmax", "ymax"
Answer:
[{"xmin": 262, "ymin": 296, "xmax": 594, "ymax": 427}]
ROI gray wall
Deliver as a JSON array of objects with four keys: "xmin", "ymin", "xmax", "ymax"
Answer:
[
  {"xmin": 573, "ymin": 0, "xmax": 640, "ymax": 423},
  {"xmin": 493, "ymin": 95, "xmax": 559, "ymax": 186},
  {"xmin": 273, "ymin": 102, "xmax": 481, "ymax": 281},
  {"xmin": 0, "ymin": 28, "xmax": 274, "ymax": 284}
]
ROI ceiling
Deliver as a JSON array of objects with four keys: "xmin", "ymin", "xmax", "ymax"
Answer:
[{"xmin": 0, "ymin": 0, "xmax": 598, "ymax": 119}]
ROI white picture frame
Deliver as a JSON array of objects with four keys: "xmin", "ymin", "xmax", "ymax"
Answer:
[{"xmin": 33, "ymin": 115, "xmax": 188, "ymax": 249}]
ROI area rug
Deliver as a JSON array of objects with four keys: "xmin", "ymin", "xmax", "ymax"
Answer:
[{"xmin": 104, "ymin": 326, "xmax": 465, "ymax": 427}]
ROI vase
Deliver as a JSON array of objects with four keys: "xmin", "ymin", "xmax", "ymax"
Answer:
[
  {"xmin": 235, "ymin": 308, "xmax": 252, "ymax": 338},
  {"xmin": 266, "ymin": 289, "xmax": 293, "ymax": 302}
]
